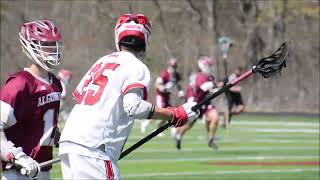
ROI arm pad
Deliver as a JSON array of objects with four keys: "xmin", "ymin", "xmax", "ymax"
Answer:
[
  {"xmin": 200, "ymin": 81, "xmax": 214, "ymax": 92},
  {"xmin": 123, "ymin": 89, "xmax": 154, "ymax": 119}
]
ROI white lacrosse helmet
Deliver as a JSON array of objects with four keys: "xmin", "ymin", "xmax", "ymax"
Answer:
[
  {"xmin": 168, "ymin": 58, "xmax": 178, "ymax": 68},
  {"xmin": 114, "ymin": 13, "xmax": 152, "ymax": 58},
  {"xmin": 19, "ymin": 20, "xmax": 63, "ymax": 71},
  {"xmin": 167, "ymin": 58, "xmax": 178, "ymax": 73},
  {"xmin": 198, "ymin": 56, "xmax": 214, "ymax": 75}
]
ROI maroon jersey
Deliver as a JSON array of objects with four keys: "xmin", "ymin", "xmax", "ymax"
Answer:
[
  {"xmin": 185, "ymin": 85, "xmax": 195, "ymax": 102},
  {"xmin": 155, "ymin": 70, "xmax": 182, "ymax": 107},
  {"xmin": 1, "ymin": 70, "xmax": 62, "ymax": 171},
  {"xmin": 194, "ymin": 72, "xmax": 215, "ymax": 102},
  {"xmin": 193, "ymin": 72, "xmax": 216, "ymax": 116}
]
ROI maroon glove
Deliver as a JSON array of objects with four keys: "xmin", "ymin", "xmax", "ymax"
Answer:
[{"xmin": 168, "ymin": 106, "xmax": 188, "ymax": 127}]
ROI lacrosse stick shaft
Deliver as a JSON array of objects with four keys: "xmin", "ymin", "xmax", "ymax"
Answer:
[
  {"xmin": 20, "ymin": 158, "xmax": 61, "ymax": 175},
  {"xmin": 119, "ymin": 122, "xmax": 171, "ymax": 160},
  {"xmin": 120, "ymin": 69, "xmax": 254, "ymax": 160},
  {"xmin": 39, "ymin": 158, "xmax": 61, "ymax": 168}
]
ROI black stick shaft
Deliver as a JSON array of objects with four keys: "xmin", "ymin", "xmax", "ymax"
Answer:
[
  {"xmin": 119, "ymin": 122, "xmax": 171, "ymax": 160},
  {"xmin": 119, "ymin": 69, "xmax": 254, "ymax": 160}
]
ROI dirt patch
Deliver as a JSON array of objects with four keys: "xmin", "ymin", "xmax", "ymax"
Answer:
[{"xmin": 209, "ymin": 161, "xmax": 320, "ymax": 166}]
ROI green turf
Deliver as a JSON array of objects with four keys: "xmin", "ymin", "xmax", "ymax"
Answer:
[{"xmin": 51, "ymin": 114, "xmax": 320, "ymax": 180}]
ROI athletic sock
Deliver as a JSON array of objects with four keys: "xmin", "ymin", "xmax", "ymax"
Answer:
[{"xmin": 176, "ymin": 133, "xmax": 182, "ymax": 140}]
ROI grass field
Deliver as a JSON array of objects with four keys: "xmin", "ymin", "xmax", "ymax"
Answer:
[{"xmin": 51, "ymin": 114, "xmax": 320, "ymax": 180}]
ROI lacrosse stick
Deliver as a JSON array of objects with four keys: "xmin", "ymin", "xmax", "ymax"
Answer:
[
  {"xmin": 33, "ymin": 42, "xmax": 290, "ymax": 165},
  {"xmin": 119, "ymin": 42, "xmax": 290, "ymax": 160}
]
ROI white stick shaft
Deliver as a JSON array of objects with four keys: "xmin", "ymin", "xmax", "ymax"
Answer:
[
  {"xmin": 40, "ymin": 158, "xmax": 61, "ymax": 168},
  {"xmin": 20, "ymin": 158, "xmax": 61, "ymax": 175}
]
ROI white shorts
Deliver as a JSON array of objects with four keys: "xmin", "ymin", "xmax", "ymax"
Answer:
[
  {"xmin": 60, "ymin": 153, "xmax": 120, "ymax": 180},
  {"xmin": 1, "ymin": 169, "xmax": 50, "ymax": 180}
]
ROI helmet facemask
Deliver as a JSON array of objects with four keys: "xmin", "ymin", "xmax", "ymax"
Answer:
[
  {"xmin": 167, "ymin": 58, "xmax": 177, "ymax": 73},
  {"xmin": 198, "ymin": 62, "xmax": 212, "ymax": 75},
  {"xmin": 19, "ymin": 33, "xmax": 63, "ymax": 71},
  {"xmin": 19, "ymin": 20, "xmax": 63, "ymax": 72},
  {"xmin": 198, "ymin": 56, "xmax": 214, "ymax": 75}
]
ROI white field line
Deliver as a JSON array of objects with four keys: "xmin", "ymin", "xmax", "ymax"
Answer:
[
  {"xmin": 133, "ymin": 120, "xmax": 319, "ymax": 129},
  {"xmin": 127, "ymin": 136, "xmax": 319, "ymax": 143},
  {"xmin": 119, "ymin": 155, "xmax": 320, "ymax": 163},
  {"xmin": 231, "ymin": 121, "xmax": 319, "ymax": 126},
  {"xmin": 52, "ymin": 146, "xmax": 319, "ymax": 157},
  {"xmin": 134, "ymin": 126, "xmax": 319, "ymax": 133},
  {"xmin": 122, "ymin": 168, "xmax": 320, "ymax": 178},
  {"xmin": 129, "ymin": 146, "xmax": 319, "ymax": 153},
  {"xmin": 252, "ymin": 128, "xmax": 319, "ymax": 133}
]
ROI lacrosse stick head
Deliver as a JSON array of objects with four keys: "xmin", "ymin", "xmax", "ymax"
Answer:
[{"xmin": 253, "ymin": 42, "xmax": 290, "ymax": 78}]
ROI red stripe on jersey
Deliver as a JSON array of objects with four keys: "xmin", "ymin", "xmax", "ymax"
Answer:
[
  {"xmin": 122, "ymin": 83, "xmax": 148, "ymax": 100},
  {"xmin": 105, "ymin": 160, "xmax": 114, "ymax": 180}
]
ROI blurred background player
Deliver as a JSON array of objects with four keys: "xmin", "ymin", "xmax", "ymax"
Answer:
[
  {"xmin": 0, "ymin": 20, "xmax": 63, "ymax": 179},
  {"xmin": 175, "ymin": 56, "xmax": 220, "ymax": 150},
  {"xmin": 221, "ymin": 67, "xmax": 245, "ymax": 128},
  {"xmin": 54, "ymin": 69, "xmax": 72, "ymax": 148},
  {"xmin": 140, "ymin": 58, "xmax": 185, "ymax": 136},
  {"xmin": 59, "ymin": 13, "xmax": 198, "ymax": 180},
  {"xmin": 57, "ymin": 69, "xmax": 72, "ymax": 122}
]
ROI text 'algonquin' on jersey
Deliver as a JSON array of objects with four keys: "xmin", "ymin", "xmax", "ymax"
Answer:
[{"xmin": 37, "ymin": 92, "xmax": 62, "ymax": 107}]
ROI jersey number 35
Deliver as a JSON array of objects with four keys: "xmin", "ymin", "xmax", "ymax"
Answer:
[{"xmin": 73, "ymin": 62, "xmax": 120, "ymax": 105}]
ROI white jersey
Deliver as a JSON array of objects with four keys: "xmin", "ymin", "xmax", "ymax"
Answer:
[{"xmin": 59, "ymin": 51, "xmax": 151, "ymax": 160}]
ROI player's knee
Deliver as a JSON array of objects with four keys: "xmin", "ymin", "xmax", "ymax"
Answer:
[{"xmin": 238, "ymin": 105, "xmax": 245, "ymax": 112}]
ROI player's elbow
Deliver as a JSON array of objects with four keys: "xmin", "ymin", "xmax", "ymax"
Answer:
[{"xmin": 123, "ymin": 93, "xmax": 154, "ymax": 119}]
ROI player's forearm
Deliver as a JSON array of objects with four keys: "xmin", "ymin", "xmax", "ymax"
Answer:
[
  {"xmin": 123, "ymin": 89, "xmax": 173, "ymax": 121},
  {"xmin": 230, "ymin": 86, "xmax": 241, "ymax": 92},
  {"xmin": 151, "ymin": 106, "xmax": 173, "ymax": 121}
]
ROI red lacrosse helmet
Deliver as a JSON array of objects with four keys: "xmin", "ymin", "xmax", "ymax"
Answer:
[
  {"xmin": 198, "ymin": 56, "xmax": 214, "ymax": 74},
  {"xmin": 58, "ymin": 69, "xmax": 72, "ymax": 85},
  {"xmin": 19, "ymin": 20, "xmax": 63, "ymax": 71},
  {"xmin": 114, "ymin": 14, "xmax": 152, "ymax": 53}
]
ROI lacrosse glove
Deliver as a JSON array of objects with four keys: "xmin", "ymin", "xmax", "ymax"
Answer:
[
  {"xmin": 169, "ymin": 101, "xmax": 199, "ymax": 127},
  {"xmin": 7, "ymin": 147, "xmax": 40, "ymax": 178}
]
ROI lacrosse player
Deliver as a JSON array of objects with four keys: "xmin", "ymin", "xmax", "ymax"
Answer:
[
  {"xmin": 59, "ymin": 13, "xmax": 198, "ymax": 180},
  {"xmin": 57, "ymin": 69, "xmax": 72, "ymax": 111},
  {"xmin": 57, "ymin": 69, "xmax": 72, "ymax": 122},
  {"xmin": 175, "ymin": 56, "xmax": 220, "ymax": 150},
  {"xmin": 53, "ymin": 69, "xmax": 72, "ymax": 148},
  {"xmin": 0, "ymin": 20, "xmax": 63, "ymax": 179},
  {"xmin": 221, "ymin": 67, "xmax": 245, "ymax": 128},
  {"xmin": 140, "ymin": 58, "xmax": 184, "ymax": 136}
]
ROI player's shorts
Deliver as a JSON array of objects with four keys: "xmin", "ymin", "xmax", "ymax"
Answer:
[
  {"xmin": 60, "ymin": 153, "xmax": 119, "ymax": 180},
  {"xmin": 200, "ymin": 104, "xmax": 216, "ymax": 119},
  {"xmin": 2, "ymin": 169, "xmax": 50, "ymax": 180},
  {"xmin": 189, "ymin": 104, "xmax": 216, "ymax": 126},
  {"xmin": 227, "ymin": 92, "xmax": 243, "ymax": 110}
]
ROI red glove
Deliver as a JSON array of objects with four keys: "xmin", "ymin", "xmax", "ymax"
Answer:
[{"xmin": 168, "ymin": 106, "xmax": 188, "ymax": 127}]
